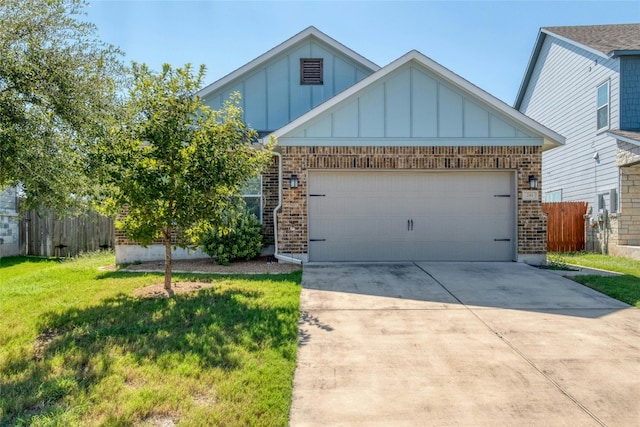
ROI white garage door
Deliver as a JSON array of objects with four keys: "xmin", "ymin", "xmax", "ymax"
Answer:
[{"xmin": 308, "ymin": 171, "xmax": 515, "ymax": 262}]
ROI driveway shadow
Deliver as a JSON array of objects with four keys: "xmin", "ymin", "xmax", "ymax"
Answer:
[{"xmin": 301, "ymin": 262, "xmax": 630, "ymax": 318}]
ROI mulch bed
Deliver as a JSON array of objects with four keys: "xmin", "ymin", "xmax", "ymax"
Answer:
[{"xmin": 118, "ymin": 256, "xmax": 301, "ymax": 298}]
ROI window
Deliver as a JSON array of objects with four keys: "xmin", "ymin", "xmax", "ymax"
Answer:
[
  {"xmin": 241, "ymin": 175, "xmax": 262, "ymax": 220},
  {"xmin": 544, "ymin": 189, "xmax": 562, "ymax": 202},
  {"xmin": 300, "ymin": 58, "xmax": 323, "ymax": 85},
  {"xmin": 596, "ymin": 81, "xmax": 609, "ymax": 130}
]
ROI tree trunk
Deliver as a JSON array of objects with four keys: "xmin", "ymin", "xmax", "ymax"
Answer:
[{"xmin": 163, "ymin": 230, "xmax": 173, "ymax": 293}]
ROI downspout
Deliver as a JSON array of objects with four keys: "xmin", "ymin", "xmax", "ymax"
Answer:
[{"xmin": 271, "ymin": 150, "xmax": 302, "ymax": 264}]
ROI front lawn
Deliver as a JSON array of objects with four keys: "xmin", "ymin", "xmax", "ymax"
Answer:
[
  {"xmin": 0, "ymin": 252, "xmax": 302, "ymax": 426},
  {"xmin": 548, "ymin": 252, "xmax": 640, "ymax": 308}
]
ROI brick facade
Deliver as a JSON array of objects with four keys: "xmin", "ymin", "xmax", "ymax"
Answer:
[
  {"xmin": 261, "ymin": 157, "xmax": 279, "ymax": 244},
  {"xmin": 580, "ymin": 163, "xmax": 640, "ymax": 259},
  {"xmin": 618, "ymin": 164, "xmax": 640, "ymax": 246},
  {"xmin": 617, "ymin": 140, "xmax": 640, "ymax": 167},
  {"xmin": 114, "ymin": 206, "xmax": 183, "ymax": 246},
  {"xmin": 276, "ymin": 145, "xmax": 545, "ymax": 259}
]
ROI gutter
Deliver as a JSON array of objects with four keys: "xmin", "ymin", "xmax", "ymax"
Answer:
[{"xmin": 270, "ymin": 150, "xmax": 302, "ymax": 265}]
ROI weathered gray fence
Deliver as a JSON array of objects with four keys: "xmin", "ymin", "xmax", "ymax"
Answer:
[{"xmin": 19, "ymin": 209, "xmax": 115, "ymax": 257}]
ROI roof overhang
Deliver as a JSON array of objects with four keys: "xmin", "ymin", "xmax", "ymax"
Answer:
[
  {"xmin": 610, "ymin": 50, "xmax": 640, "ymax": 57},
  {"xmin": 541, "ymin": 28, "xmax": 611, "ymax": 60},
  {"xmin": 514, "ymin": 30, "xmax": 547, "ymax": 110},
  {"xmin": 515, "ymin": 27, "xmax": 640, "ymax": 109},
  {"xmin": 607, "ymin": 130, "xmax": 640, "ymax": 146}
]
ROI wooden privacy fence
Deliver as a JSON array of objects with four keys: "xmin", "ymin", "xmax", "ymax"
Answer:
[
  {"xmin": 19, "ymin": 209, "xmax": 115, "ymax": 257},
  {"xmin": 542, "ymin": 202, "xmax": 589, "ymax": 252}
]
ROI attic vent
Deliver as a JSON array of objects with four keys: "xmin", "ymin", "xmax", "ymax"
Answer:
[{"xmin": 300, "ymin": 58, "xmax": 323, "ymax": 85}]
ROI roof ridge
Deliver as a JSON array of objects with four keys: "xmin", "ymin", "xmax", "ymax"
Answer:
[{"xmin": 196, "ymin": 26, "xmax": 379, "ymax": 99}]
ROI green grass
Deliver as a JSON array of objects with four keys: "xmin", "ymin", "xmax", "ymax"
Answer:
[
  {"xmin": 0, "ymin": 252, "xmax": 302, "ymax": 426},
  {"xmin": 548, "ymin": 252, "xmax": 640, "ymax": 308}
]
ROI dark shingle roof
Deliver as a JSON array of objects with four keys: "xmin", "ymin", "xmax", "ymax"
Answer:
[{"xmin": 543, "ymin": 24, "xmax": 640, "ymax": 56}]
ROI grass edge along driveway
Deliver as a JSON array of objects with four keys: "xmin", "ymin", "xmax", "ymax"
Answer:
[
  {"xmin": 0, "ymin": 252, "xmax": 302, "ymax": 427},
  {"xmin": 548, "ymin": 252, "xmax": 640, "ymax": 308}
]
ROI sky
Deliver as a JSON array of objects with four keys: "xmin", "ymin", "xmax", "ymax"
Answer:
[{"xmin": 86, "ymin": 0, "xmax": 639, "ymax": 105}]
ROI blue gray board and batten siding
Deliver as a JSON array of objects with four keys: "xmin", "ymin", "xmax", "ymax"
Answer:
[
  {"xmin": 279, "ymin": 61, "xmax": 541, "ymax": 146},
  {"xmin": 518, "ymin": 33, "xmax": 621, "ymax": 208},
  {"xmin": 202, "ymin": 40, "xmax": 373, "ymax": 132},
  {"xmin": 620, "ymin": 56, "xmax": 640, "ymax": 130}
]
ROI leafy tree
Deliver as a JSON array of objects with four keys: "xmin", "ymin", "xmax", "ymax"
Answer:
[
  {"xmin": 103, "ymin": 63, "xmax": 273, "ymax": 292},
  {"xmin": 0, "ymin": 0, "xmax": 124, "ymax": 212}
]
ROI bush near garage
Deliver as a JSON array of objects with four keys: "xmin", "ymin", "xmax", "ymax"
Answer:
[{"xmin": 201, "ymin": 211, "xmax": 263, "ymax": 265}]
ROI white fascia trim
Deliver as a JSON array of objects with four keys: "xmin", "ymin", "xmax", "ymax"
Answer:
[
  {"xmin": 514, "ymin": 30, "xmax": 545, "ymax": 110},
  {"xmin": 277, "ymin": 137, "xmax": 544, "ymax": 147},
  {"xmin": 271, "ymin": 50, "xmax": 565, "ymax": 148},
  {"xmin": 541, "ymin": 29, "xmax": 610, "ymax": 60},
  {"xmin": 607, "ymin": 132, "xmax": 640, "ymax": 146},
  {"xmin": 196, "ymin": 26, "xmax": 380, "ymax": 100}
]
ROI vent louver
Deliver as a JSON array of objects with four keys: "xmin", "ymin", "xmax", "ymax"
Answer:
[{"xmin": 300, "ymin": 58, "xmax": 323, "ymax": 85}]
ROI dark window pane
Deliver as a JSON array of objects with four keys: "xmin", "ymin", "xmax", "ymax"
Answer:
[
  {"xmin": 241, "ymin": 176, "xmax": 262, "ymax": 195},
  {"xmin": 597, "ymin": 105, "xmax": 608, "ymax": 129},
  {"xmin": 243, "ymin": 196, "xmax": 261, "ymax": 221}
]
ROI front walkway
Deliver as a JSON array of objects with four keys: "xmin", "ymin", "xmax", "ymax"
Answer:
[{"xmin": 289, "ymin": 262, "xmax": 640, "ymax": 426}]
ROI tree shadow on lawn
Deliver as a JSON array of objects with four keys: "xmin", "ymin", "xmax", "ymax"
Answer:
[
  {"xmin": 0, "ymin": 255, "xmax": 64, "ymax": 268},
  {"xmin": 1, "ymin": 280, "xmax": 300, "ymax": 425}
]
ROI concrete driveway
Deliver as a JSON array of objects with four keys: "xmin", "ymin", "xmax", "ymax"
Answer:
[{"xmin": 289, "ymin": 262, "xmax": 640, "ymax": 426}]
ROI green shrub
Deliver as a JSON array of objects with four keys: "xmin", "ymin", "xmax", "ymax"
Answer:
[{"xmin": 201, "ymin": 211, "xmax": 263, "ymax": 265}]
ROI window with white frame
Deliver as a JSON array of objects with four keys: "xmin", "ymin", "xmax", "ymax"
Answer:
[
  {"xmin": 241, "ymin": 175, "xmax": 262, "ymax": 220},
  {"xmin": 544, "ymin": 189, "xmax": 562, "ymax": 202},
  {"xmin": 596, "ymin": 81, "xmax": 609, "ymax": 130}
]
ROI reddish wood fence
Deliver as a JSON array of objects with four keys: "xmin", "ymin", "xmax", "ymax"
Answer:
[{"xmin": 542, "ymin": 202, "xmax": 589, "ymax": 252}]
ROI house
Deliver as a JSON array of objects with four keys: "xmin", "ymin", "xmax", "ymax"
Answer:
[
  {"xmin": 515, "ymin": 23, "xmax": 640, "ymax": 259},
  {"xmin": 0, "ymin": 187, "xmax": 20, "ymax": 257},
  {"xmin": 115, "ymin": 26, "xmax": 564, "ymax": 265}
]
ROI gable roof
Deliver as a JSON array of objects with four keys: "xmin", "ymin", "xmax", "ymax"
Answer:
[
  {"xmin": 514, "ymin": 23, "xmax": 640, "ymax": 109},
  {"xmin": 196, "ymin": 26, "xmax": 380, "ymax": 100},
  {"xmin": 270, "ymin": 50, "xmax": 564, "ymax": 151}
]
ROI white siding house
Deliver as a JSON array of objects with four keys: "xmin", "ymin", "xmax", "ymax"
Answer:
[{"xmin": 515, "ymin": 24, "xmax": 640, "ymax": 259}]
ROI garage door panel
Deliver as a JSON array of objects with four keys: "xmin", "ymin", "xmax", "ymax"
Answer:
[
  {"xmin": 310, "ymin": 238, "xmax": 412, "ymax": 262},
  {"xmin": 308, "ymin": 171, "xmax": 515, "ymax": 262},
  {"xmin": 313, "ymin": 196, "xmax": 408, "ymax": 217},
  {"xmin": 311, "ymin": 217, "xmax": 407, "ymax": 241}
]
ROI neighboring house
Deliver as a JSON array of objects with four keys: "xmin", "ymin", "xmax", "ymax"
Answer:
[
  {"xmin": 116, "ymin": 26, "xmax": 564, "ymax": 265},
  {"xmin": 0, "ymin": 187, "xmax": 20, "ymax": 257},
  {"xmin": 515, "ymin": 23, "xmax": 640, "ymax": 259}
]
